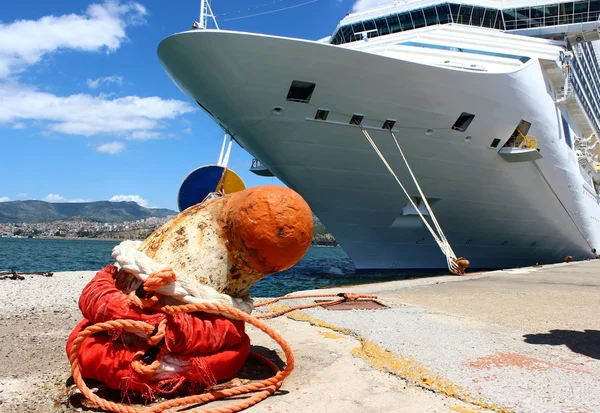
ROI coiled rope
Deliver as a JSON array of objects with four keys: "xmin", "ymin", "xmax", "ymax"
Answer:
[
  {"xmin": 360, "ymin": 126, "xmax": 462, "ymax": 274},
  {"xmin": 69, "ymin": 301, "xmax": 294, "ymax": 413}
]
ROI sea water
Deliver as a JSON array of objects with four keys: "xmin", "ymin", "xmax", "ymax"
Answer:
[{"xmin": 0, "ymin": 238, "xmax": 444, "ymax": 297}]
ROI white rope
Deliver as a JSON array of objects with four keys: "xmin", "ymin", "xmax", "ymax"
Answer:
[
  {"xmin": 222, "ymin": 137, "xmax": 233, "ymax": 168},
  {"xmin": 217, "ymin": 133, "xmax": 228, "ymax": 166},
  {"xmin": 112, "ymin": 240, "xmax": 253, "ymax": 314},
  {"xmin": 360, "ymin": 127, "xmax": 460, "ymax": 274}
]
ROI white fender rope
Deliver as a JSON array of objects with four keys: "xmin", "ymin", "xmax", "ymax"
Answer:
[{"xmin": 112, "ymin": 240, "xmax": 254, "ymax": 314}]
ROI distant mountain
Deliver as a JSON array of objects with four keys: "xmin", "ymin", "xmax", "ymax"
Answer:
[{"xmin": 0, "ymin": 200, "xmax": 177, "ymax": 223}]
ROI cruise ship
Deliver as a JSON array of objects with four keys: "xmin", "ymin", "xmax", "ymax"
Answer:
[{"xmin": 157, "ymin": 0, "xmax": 600, "ymax": 271}]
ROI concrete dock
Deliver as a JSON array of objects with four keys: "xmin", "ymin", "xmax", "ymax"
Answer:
[
  {"xmin": 247, "ymin": 259, "xmax": 600, "ymax": 413},
  {"xmin": 1, "ymin": 260, "xmax": 599, "ymax": 412}
]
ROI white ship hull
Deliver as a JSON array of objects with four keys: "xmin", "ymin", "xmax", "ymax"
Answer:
[{"xmin": 158, "ymin": 28, "xmax": 600, "ymax": 270}]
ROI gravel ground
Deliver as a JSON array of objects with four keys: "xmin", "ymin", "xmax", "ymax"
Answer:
[{"xmin": 0, "ymin": 271, "xmax": 93, "ymax": 413}]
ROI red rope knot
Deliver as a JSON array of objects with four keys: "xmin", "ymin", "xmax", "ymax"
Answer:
[{"xmin": 144, "ymin": 267, "xmax": 177, "ymax": 292}]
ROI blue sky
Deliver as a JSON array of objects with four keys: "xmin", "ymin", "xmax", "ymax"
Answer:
[{"xmin": 0, "ymin": 0, "xmax": 384, "ymax": 210}]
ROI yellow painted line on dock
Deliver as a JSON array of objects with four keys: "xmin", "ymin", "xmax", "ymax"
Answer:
[
  {"xmin": 268, "ymin": 303, "xmax": 515, "ymax": 413},
  {"xmin": 318, "ymin": 330, "xmax": 346, "ymax": 339}
]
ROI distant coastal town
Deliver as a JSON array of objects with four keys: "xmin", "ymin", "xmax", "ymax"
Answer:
[
  {"xmin": 0, "ymin": 217, "xmax": 338, "ymax": 246},
  {"xmin": 0, "ymin": 217, "xmax": 171, "ymax": 240}
]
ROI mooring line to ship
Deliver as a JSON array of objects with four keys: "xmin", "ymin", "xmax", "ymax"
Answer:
[
  {"xmin": 532, "ymin": 160, "xmax": 594, "ymax": 250},
  {"xmin": 359, "ymin": 125, "xmax": 462, "ymax": 274}
]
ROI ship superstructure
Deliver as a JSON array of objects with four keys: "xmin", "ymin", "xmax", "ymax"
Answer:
[{"xmin": 158, "ymin": 0, "xmax": 600, "ymax": 270}]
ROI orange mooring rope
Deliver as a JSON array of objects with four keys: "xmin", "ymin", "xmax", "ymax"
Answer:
[
  {"xmin": 69, "ymin": 291, "xmax": 378, "ymax": 412},
  {"xmin": 254, "ymin": 292, "xmax": 379, "ymax": 319}
]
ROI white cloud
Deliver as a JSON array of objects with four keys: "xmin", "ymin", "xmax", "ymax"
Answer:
[
  {"xmin": 0, "ymin": 1, "xmax": 147, "ymax": 78},
  {"xmin": 109, "ymin": 194, "xmax": 148, "ymax": 207},
  {"xmin": 16, "ymin": 193, "xmax": 28, "ymax": 197},
  {"xmin": 43, "ymin": 194, "xmax": 64, "ymax": 202},
  {"xmin": 127, "ymin": 130, "xmax": 163, "ymax": 140},
  {"xmin": 126, "ymin": 130, "xmax": 179, "ymax": 140},
  {"xmin": 351, "ymin": 0, "xmax": 396, "ymax": 12},
  {"xmin": 183, "ymin": 127, "xmax": 192, "ymax": 134},
  {"xmin": 43, "ymin": 194, "xmax": 89, "ymax": 202},
  {"xmin": 96, "ymin": 141, "xmax": 125, "ymax": 154},
  {"xmin": 0, "ymin": 197, "xmax": 10, "ymax": 202},
  {"xmin": 87, "ymin": 75, "xmax": 124, "ymax": 89},
  {"xmin": 0, "ymin": 84, "xmax": 194, "ymax": 136},
  {"xmin": 0, "ymin": 3, "xmax": 193, "ymax": 139}
]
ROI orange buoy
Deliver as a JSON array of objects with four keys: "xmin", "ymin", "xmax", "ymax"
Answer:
[
  {"xmin": 222, "ymin": 185, "xmax": 314, "ymax": 275},
  {"xmin": 137, "ymin": 185, "xmax": 313, "ymax": 298},
  {"xmin": 564, "ymin": 255, "xmax": 573, "ymax": 263}
]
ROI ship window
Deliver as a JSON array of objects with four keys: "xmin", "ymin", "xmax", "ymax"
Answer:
[
  {"xmin": 482, "ymin": 9, "xmax": 496, "ymax": 28},
  {"xmin": 452, "ymin": 112, "xmax": 475, "ymax": 132},
  {"xmin": 411, "ymin": 9, "xmax": 426, "ymax": 28},
  {"xmin": 286, "ymin": 81, "xmax": 315, "ymax": 103},
  {"xmin": 457, "ymin": 5, "xmax": 473, "ymax": 25},
  {"xmin": 382, "ymin": 119, "xmax": 396, "ymax": 130},
  {"xmin": 503, "ymin": 8, "xmax": 517, "ymax": 30},
  {"xmin": 544, "ymin": 4, "xmax": 558, "ymax": 26},
  {"xmin": 471, "ymin": 6, "xmax": 485, "ymax": 26},
  {"xmin": 490, "ymin": 138, "xmax": 501, "ymax": 148},
  {"xmin": 387, "ymin": 14, "xmax": 402, "ymax": 32},
  {"xmin": 350, "ymin": 114, "xmax": 364, "ymax": 125},
  {"xmin": 399, "ymin": 12, "xmax": 414, "ymax": 30},
  {"xmin": 363, "ymin": 19, "xmax": 376, "ymax": 31},
  {"xmin": 436, "ymin": 4, "xmax": 452, "ymax": 23},
  {"xmin": 450, "ymin": 4, "xmax": 460, "ymax": 22},
  {"xmin": 423, "ymin": 6, "xmax": 438, "ymax": 25},
  {"xmin": 315, "ymin": 109, "xmax": 329, "ymax": 121},
  {"xmin": 374, "ymin": 16, "xmax": 390, "ymax": 35}
]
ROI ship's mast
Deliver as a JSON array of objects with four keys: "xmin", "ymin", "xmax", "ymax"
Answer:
[{"xmin": 194, "ymin": 0, "xmax": 219, "ymax": 30}]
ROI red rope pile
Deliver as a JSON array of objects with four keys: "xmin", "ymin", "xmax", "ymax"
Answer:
[{"xmin": 67, "ymin": 265, "xmax": 377, "ymax": 412}]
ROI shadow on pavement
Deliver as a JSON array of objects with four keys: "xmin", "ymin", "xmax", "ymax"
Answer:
[{"xmin": 523, "ymin": 329, "xmax": 600, "ymax": 360}]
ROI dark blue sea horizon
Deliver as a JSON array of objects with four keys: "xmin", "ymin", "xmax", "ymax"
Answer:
[{"xmin": 0, "ymin": 238, "xmax": 445, "ymax": 297}]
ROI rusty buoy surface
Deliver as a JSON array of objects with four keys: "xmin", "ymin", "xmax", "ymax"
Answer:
[{"xmin": 138, "ymin": 185, "xmax": 313, "ymax": 297}]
